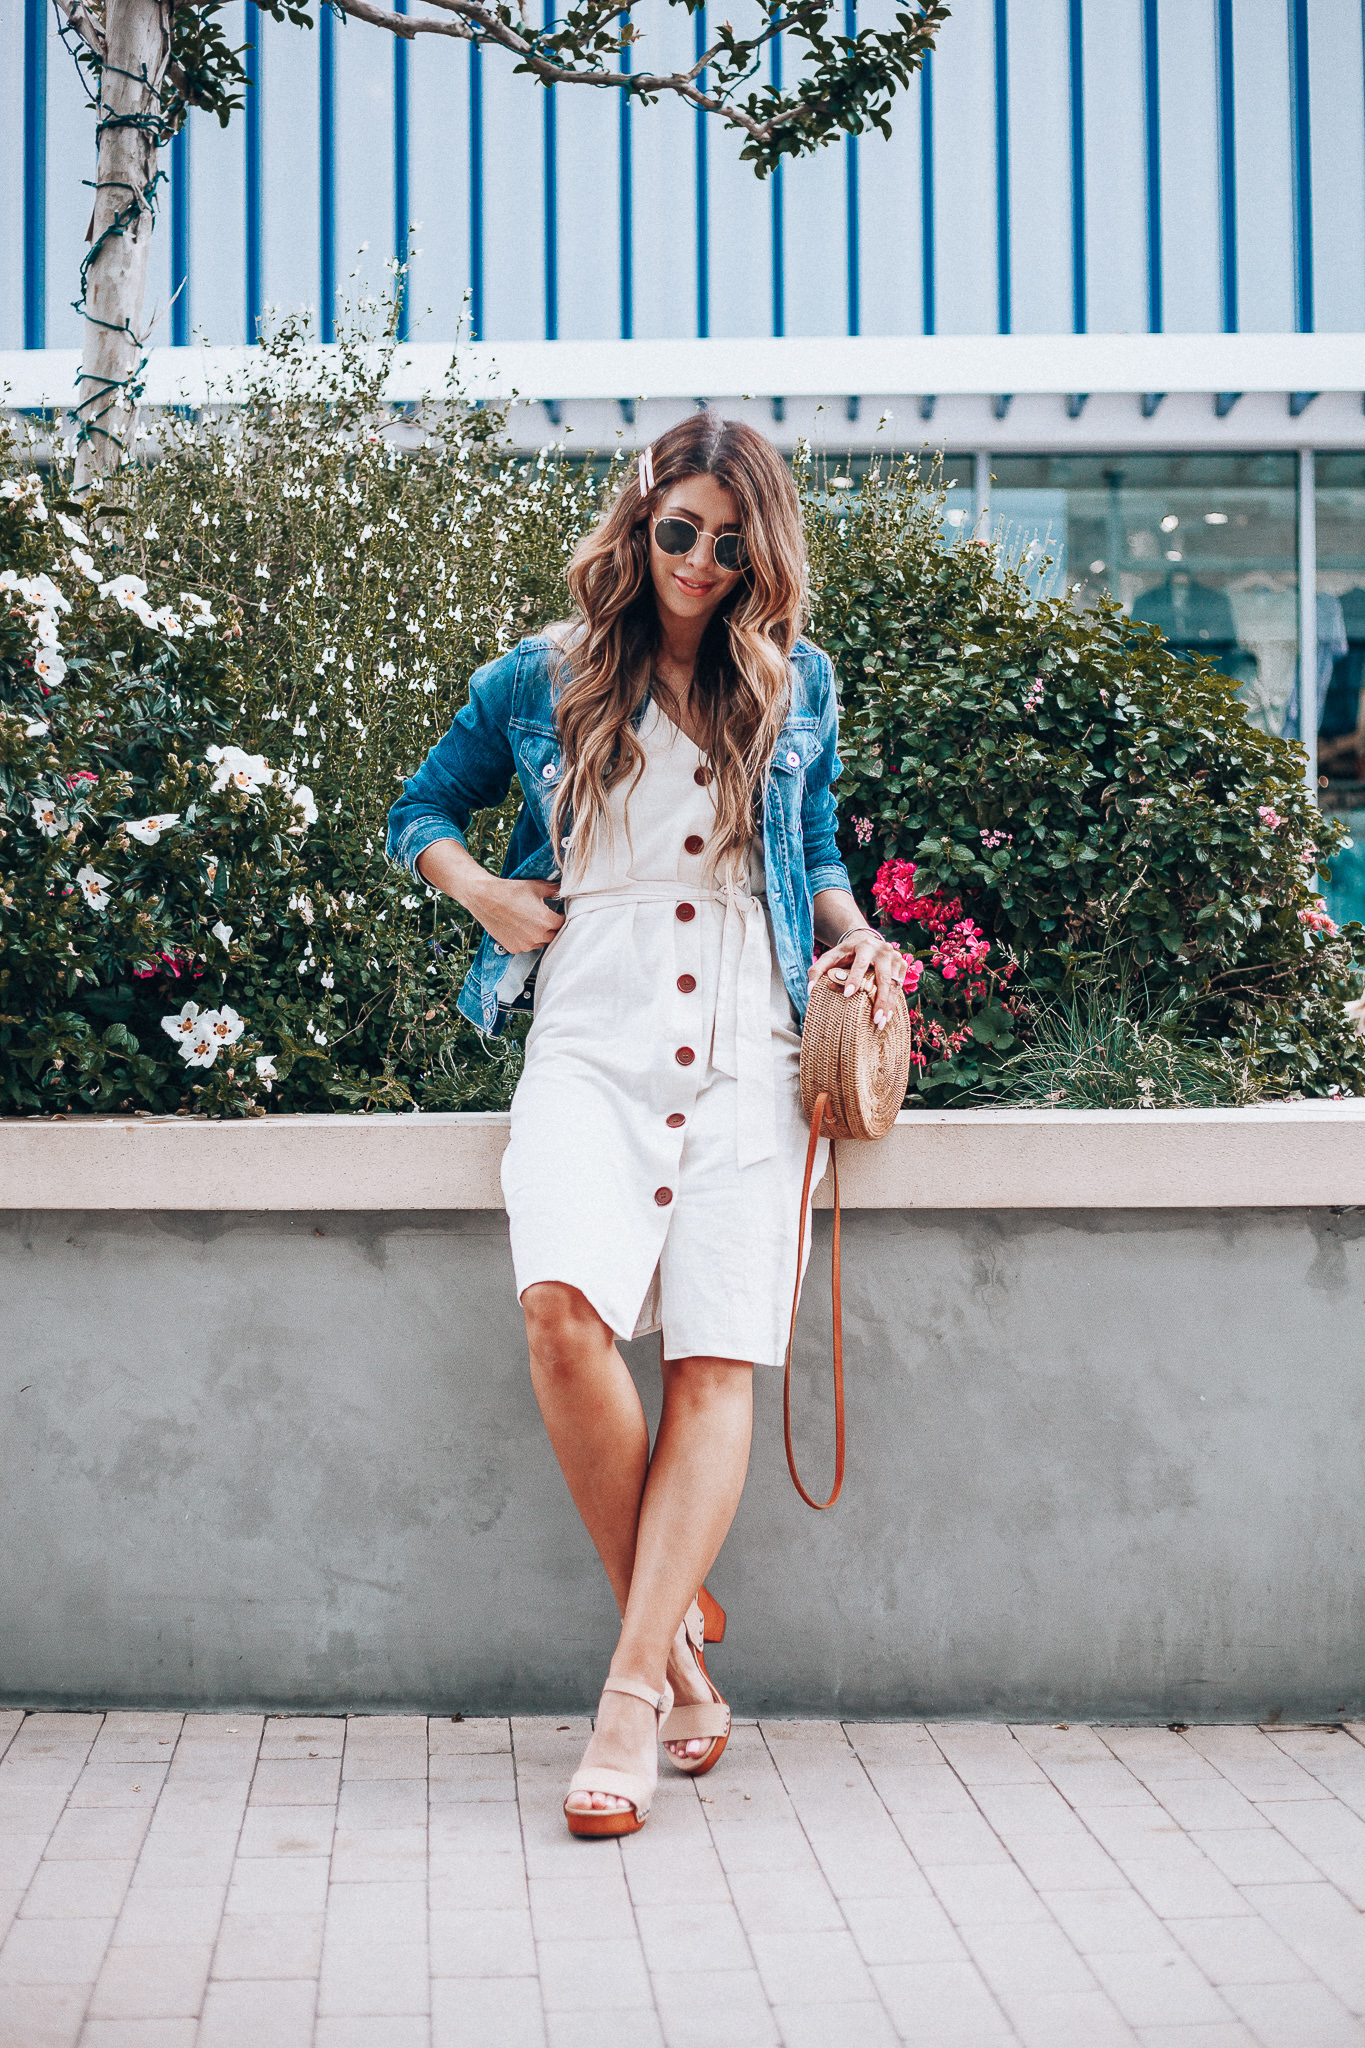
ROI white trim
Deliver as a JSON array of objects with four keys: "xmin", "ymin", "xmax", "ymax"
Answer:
[
  {"xmin": 4, "ymin": 333, "xmax": 1365, "ymax": 413},
  {"xmin": 3, "ymin": 1104, "xmax": 1364, "ymax": 1212}
]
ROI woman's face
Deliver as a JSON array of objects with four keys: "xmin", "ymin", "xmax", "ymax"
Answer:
[{"xmin": 647, "ymin": 472, "xmax": 745, "ymax": 635}]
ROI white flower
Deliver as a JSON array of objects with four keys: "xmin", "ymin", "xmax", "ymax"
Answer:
[
  {"xmin": 207, "ymin": 1004, "xmax": 245, "ymax": 1047},
  {"xmin": 124, "ymin": 812, "xmax": 181, "ymax": 846},
  {"xmin": 70, "ymin": 550, "xmax": 101, "ymax": 584},
  {"xmin": 1, "ymin": 475, "xmax": 47, "ymax": 520},
  {"xmin": 143, "ymin": 523, "xmax": 160, "ymax": 541},
  {"xmin": 206, "ymin": 744, "xmax": 273, "ymax": 794},
  {"xmin": 161, "ymin": 1001, "xmax": 201, "ymax": 1044},
  {"xmin": 306, "ymin": 1020, "xmax": 327, "ymax": 1046},
  {"xmin": 32, "ymin": 650, "xmax": 66, "ymax": 684},
  {"xmin": 211, "ymin": 920, "xmax": 234, "ymax": 946},
  {"xmin": 320, "ymin": 969, "xmax": 334, "ymax": 989},
  {"xmin": 31, "ymin": 795, "xmax": 65, "ymax": 836},
  {"xmin": 289, "ymin": 892, "xmax": 314, "ymax": 925},
  {"xmin": 76, "ymin": 864, "xmax": 113, "ymax": 911},
  {"xmin": 24, "ymin": 718, "xmax": 50, "ymax": 738},
  {"xmin": 54, "ymin": 511, "xmax": 89, "ymax": 547},
  {"xmin": 100, "ymin": 573, "xmax": 149, "ymax": 605},
  {"xmin": 178, "ymin": 1015, "xmax": 221, "ymax": 1067},
  {"xmin": 254, "ymin": 1053, "xmax": 277, "ymax": 1091},
  {"xmin": 287, "ymin": 784, "xmax": 318, "ymax": 831}
]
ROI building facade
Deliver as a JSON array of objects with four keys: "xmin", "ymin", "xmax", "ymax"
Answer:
[{"xmin": 4, "ymin": 0, "xmax": 1365, "ymax": 887}]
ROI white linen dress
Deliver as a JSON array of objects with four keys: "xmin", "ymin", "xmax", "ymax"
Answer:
[{"xmin": 500, "ymin": 701, "xmax": 829, "ymax": 1366}]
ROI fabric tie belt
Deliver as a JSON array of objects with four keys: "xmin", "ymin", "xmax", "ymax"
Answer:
[{"xmin": 563, "ymin": 879, "xmax": 778, "ymax": 1171}]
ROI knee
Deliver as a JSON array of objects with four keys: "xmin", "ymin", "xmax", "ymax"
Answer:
[
  {"xmin": 662, "ymin": 1357, "xmax": 753, "ymax": 1419},
  {"xmin": 522, "ymin": 1283, "xmax": 608, "ymax": 1386}
]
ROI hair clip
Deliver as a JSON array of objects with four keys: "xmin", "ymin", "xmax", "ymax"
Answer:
[{"xmin": 638, "ymin": 446, "xmax": 655, "ymax": 497}]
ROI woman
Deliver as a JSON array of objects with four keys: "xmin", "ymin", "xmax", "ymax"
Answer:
[{"xmin": 387, "ymin": 415, "xmax": 906, "ymax": 1837}]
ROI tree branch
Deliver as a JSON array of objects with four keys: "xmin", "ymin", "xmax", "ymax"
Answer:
[{"xmin": 52, "ymin": 0, "xmax": 107, "ymax": 63}]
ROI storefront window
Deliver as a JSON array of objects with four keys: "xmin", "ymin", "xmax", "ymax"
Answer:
[
  {"xmin": 989, "ymin": 455, "xmax": 1300, "ymax": 737},
  {"xmin": 1317, "ymin": 455, "xmax": 1365, "ymax": 925}
]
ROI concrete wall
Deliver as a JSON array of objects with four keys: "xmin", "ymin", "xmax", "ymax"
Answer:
[{"xmin": 4, "ymin": 1201, "xmax": 1364, "ymax": 1721}]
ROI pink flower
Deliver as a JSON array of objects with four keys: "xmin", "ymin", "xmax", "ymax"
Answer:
[
  {"xmin": 1299, "ymin": 907, "xmax": 1337, "ymax": 936},
  {"xmin": 1257, "ymin": 806, "xmax": 1282, "ymax": 830},
  {"xmin": 903, "ymin": 959, "xmax": 924, "ymax": 993},
  {"xmin": 852, "ymin": 815, "xmax": 873, "ymax": 847},
  {"xmin": 66, "ymin": 770, "xmax": 97, "ymax": 791}
]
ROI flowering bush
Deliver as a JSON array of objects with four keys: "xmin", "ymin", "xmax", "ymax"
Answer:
[
  {"xmin": 805, "ymin": 457, "xmax": 1365, "ymax": 1103},
  {"xmin": 1, "ymin": 314, "xmax": 615, "ymax": 1116},
  {"xmin": 4, "ymin": 338, "xmax": 1362, "ymax": 1118}
]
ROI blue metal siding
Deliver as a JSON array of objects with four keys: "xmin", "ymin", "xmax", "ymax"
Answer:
[
  {"xmin": 1306, "ymin": 0, "xmax": 1365, "ymax": 332},
  {"xmin": 7, "ymin": 0, "xmax": 1364, "ymax": 352},
  {"xmin": 1233, "ymin": 0, "xmax": 1296, "ymax": 333},
  {"xmin": 1005, "ymin": 0, "xmax": 1072, "ymax": 339},
  {"xmin": 1156, "ymin": 0, "xmax": 1221, "ymax": 336}
]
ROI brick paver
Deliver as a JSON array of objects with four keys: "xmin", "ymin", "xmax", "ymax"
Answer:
[{"xmin": 4, "ymin": 1709, "xmax": 1365, "ymax": 2045}]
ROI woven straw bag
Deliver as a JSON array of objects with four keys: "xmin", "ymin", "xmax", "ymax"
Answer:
[{"xmin": 782, "ymin": 973, "xmax": 913, "ymax": 1511}]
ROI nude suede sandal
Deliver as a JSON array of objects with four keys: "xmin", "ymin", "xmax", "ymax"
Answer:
[
  {"xmin": 564, "ymin": 1676, "xmax": 675, "ymax": 1839},
  {"xmin": 662, "ymin": 1596, "xmax": 732, "ymax": 1778}
]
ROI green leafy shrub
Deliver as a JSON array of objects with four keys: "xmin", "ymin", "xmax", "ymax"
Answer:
[
  {"xmin": 1, "ymin": 318, "xmax": 616, "ymax": 1116},
  {"xmin": 4, "ymin": 353, "xmax": 1361, "ymax": 1118},
  {"xmin": 803, "ymin": 457, "xmax": 1365, "ymax": 1102}
]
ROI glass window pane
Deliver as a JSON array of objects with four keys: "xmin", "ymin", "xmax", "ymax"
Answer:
[
  {"xmin": 1317, "ymin": 453, "xmax": 1365, "ymax": 924},
  {"xmin": 989, "ymin": 455, "xmax": 1300, "ymax": 736}
]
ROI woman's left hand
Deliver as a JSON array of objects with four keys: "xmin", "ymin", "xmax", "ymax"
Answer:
[{"xmin": 809, "ymin": 929, "xmax": 910, "ymax": 1032}]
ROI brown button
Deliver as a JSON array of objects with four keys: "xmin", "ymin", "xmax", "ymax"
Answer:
[
  {"xmin": 676, "ymin": 973, "xmax": 696, "ymax": 993},
  {"xmin": 675, "ymin": 1047, "xmax": 695, "ymax": 1067},
  {"xmin": 675, "ymin": 902, "xmax": 695, "ymax": 923},
  {"xmin": 684, "ymin": 834, "xmax": 705, "ymax": 855},
  {"xmin": 654, "ymin": 1187, "xmax": 673, "ymax": 1206},
  {"xmin": 693, "ymin": 766, "xmax": 709, "ymax": 786},
  {"xmin": 666, "ymin": 1112, "xmax": 686, "ymax": 1129}
]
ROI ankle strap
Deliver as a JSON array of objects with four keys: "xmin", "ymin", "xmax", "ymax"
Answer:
[{"xmin": 602, "ymin": 1676, "xmax": 670, "ymax": 1716}]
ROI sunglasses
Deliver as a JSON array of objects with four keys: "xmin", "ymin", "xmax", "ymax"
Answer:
[{"xmin": 652, "ymin": 515, "xmax": 748, "ymax": 574}]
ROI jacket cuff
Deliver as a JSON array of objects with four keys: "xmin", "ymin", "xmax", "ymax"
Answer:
[
  {"xmin": 806, "ymin": 859, "xmax": 853, "ymax": 896},
  {"xmin": 389, "ymin": 814, "xmax": 468, "ymax": 881}
]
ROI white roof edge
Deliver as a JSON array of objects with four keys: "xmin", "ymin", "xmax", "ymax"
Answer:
[{"xmin": 3, "ymin": 333, "xmax": 1364, "ymax": 410}]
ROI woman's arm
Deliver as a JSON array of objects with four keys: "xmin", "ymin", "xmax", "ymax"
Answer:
[
  {"xmin": 416, "ymin": 837, "xmax": 563, "ymax": 956},
  {"xmin": 388, "ymin": 646, "xmax": 565, "ymax": 956},
  {"xmin": 810, "ymin": 888, "xmax": 908, "ymax": 1033},
  {"xmin": 799, "ymin": 650, "xmax": 907, "ymax": 1031}
]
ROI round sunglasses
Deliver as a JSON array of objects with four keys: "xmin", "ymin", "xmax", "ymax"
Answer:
[{"xmin": 652, "ymin": 514, "xmax": 748, "ymax": 574}]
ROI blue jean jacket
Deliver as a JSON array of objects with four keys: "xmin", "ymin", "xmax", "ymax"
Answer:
[{"xmin": 386, "ymin": 633, "xmax": 852, "ymax": 1034}]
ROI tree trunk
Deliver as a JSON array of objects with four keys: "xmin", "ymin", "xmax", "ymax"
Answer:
[{"xmin": 73, "ymin": 0, "xmax": 173, "ymax": 495}]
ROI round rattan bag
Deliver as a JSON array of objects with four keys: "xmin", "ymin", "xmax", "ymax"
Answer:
[{"xmin": 799, "ymin": 971, "xmax": 913, "ymax": 1141}]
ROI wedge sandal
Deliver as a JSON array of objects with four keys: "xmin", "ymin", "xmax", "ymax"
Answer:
[
  {"xmin": 564, "ymin": 1675, "xmax": 674, "ymax": 1839},
  {"xmin": 662, "ymin": 1595, "xmax": 732, "ymax": 1778}
]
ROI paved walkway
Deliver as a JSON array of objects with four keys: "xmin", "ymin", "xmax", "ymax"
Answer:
[{"xmin": 4, "ymin": 1711, "xmax": 1365, "ymax": 2047}]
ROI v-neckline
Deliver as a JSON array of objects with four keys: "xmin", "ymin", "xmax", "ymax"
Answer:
[{"xmin": 648, "ymin": 694, "xmax": 706, "ymax": 757}]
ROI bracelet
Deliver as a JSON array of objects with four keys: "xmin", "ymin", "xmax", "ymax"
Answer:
[{"xmin": 833, "ymin": 923, "xmax": 880, "ymax": 948}]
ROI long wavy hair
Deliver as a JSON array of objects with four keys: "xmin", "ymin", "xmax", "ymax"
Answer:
[{"xmin": 551, "ymin": 414, "xmax": 807, "ymax": 882}]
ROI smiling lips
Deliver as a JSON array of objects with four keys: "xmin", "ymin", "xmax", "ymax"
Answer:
[{"xmin": 673, "ymin": 572, "xmax": 714, "ymax": 596}]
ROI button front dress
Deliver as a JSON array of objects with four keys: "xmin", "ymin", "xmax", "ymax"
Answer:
[{"xmin": 500, "ymin": 701, "xmax": 828, "ymax": 1366}]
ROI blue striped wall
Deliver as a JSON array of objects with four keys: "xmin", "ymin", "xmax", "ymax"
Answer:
[{"xmin": 5, "ymin": 0, "xmax": 1365, "ymax": 351}]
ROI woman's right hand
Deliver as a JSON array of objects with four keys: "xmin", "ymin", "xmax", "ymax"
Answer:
[
  {"xmin": 474, "ymin": 877, "xmax": 565, "ymax": 955},
  {"xmin": 416, "ymin": 839, "xmax": 565, "ymax": 954}
]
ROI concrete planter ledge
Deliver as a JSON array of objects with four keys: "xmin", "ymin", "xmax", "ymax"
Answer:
[
  {"xmin": 3, "ymin": 1098, "xmax": 1365, "ymax": 1210},
  {"xmin": 5, "ymin": 1101, "xmax": 1365, "ymax": 1722}
]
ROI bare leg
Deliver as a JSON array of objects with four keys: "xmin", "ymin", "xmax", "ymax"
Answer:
[
  {"xmin": 576, "ymin": 1355, "xmax": 754, "ymax": 1810},
  {"xmin": 522, "ymin": 1282, "xmax": 650, "ymax": 1616},
  {"xmin": 521, "ymin": 1284, "xmax": 753, "ymax": 1815}
]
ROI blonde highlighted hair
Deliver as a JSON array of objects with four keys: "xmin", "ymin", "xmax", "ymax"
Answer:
[{"xmin": 551, "ymin": 414, "xmax": 807, "ymax": 880}]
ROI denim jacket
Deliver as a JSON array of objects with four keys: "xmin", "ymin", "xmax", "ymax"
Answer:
[{"xmin": 385, "ymin": 633, "xmax": 852, "ymax": 1034}]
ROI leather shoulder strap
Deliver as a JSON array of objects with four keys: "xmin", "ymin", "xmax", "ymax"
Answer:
[{"xmin": 782, "ymin": 1092, "xmax": 845, "ymax": 1511}]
